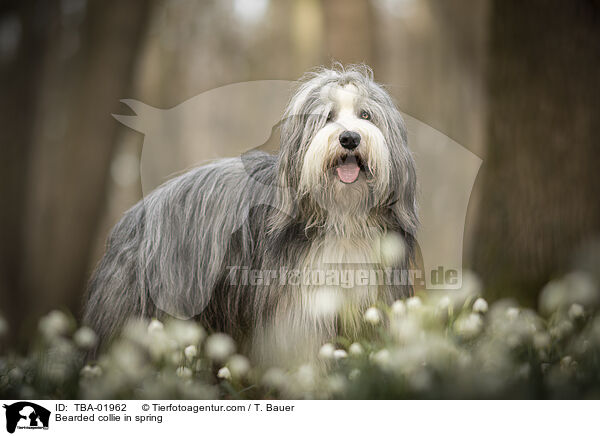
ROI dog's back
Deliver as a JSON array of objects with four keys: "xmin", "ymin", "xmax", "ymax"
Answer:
[{"xmin": 83, "ymin": 151, "xmax": 278, "ymax": 352}]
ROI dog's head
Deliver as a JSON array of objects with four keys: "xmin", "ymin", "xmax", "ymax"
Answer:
[{"xmin": 274, "ymin": 65, "xmax": 417, "ymax": 237}]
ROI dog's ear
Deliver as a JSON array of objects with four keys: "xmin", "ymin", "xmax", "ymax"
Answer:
[
  {"xmin": 389, "ymin": 149, "xmax": 418, "ymax": 238},
  {"xmin": 384, "ymin": 107, "xmax": 419, "ymax": 243},
  {"xmin": 266, "ymin": 113, "xmax": 307, "ymax": 230}
]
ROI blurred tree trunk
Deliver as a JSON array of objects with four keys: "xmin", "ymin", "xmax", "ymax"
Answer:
[
  {"xmin": 472, "ymin": 0, "xmax": 600, "ymax": 304},
  {"xmin": 291, "ymin": 0, "xmax": 324, "ymax": 73},
  {"xmin": 323, "ymin": 0, "xmax": 376, "ymax": 67},
  {"xmin": 0, "ymin": 0, "xmax": 151, "ymax": 347},
  {"xmin": 0, "ymin": 0, "xmax": 55, "ymax": 350}
]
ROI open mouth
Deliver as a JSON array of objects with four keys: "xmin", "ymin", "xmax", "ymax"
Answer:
[{"xmin": 334, "ymin": 154, "xmax": 366, "ymax": 184}]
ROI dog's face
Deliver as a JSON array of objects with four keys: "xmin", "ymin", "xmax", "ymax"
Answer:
[
  {"xmin": 300, "ymin": 83, "xmax": 390, "ymax": 205},
  {"xmin": 276, "ymin": 66, "xmax": 417, "ymax": 236}
]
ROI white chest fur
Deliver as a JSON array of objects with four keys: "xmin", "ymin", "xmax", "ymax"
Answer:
[
  {"xmin": 299, "ymin": 231, "xmax": 382, "ymax": 320},
  {"xmin": 252, "ymin": 229, "xmax": 384, "ymax": 365}
]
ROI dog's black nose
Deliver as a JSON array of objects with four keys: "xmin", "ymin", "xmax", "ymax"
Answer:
[{"xmin": 339, "ymin": 131, "xmax": 361, "ymax": 150}]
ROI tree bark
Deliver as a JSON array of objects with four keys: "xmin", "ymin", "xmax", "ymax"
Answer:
[
  {"xmin": 0, "ymin": 0, "xmax": 152, "ymax": 347},
  {"xmin": 0, "ymin": 0, "xmax": 56, "ymax": 349},
  {"xmin": 472, "ymin": 0, "xmax": 600, "ymax": 304}
]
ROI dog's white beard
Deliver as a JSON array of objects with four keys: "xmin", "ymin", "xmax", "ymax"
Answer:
[{"xmin": 298, "ymin": 123, "xmax": 392, "ymax": 234}]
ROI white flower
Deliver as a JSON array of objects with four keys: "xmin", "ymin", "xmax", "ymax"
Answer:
[
  {"xmin": 205, "ymin": 333, "xmax": 236, "ymax": 362},
  {"xmin": 110, "ymin": 341, "xmax": 146, "ymax": 378},
  {"xmin": 390, "ymin": 316, "xmax": 420, "ymax": 344},
  {"xmin": 406, "ymin": 296, "xmax": 422, "ymax": 310},
  {"xmin": 217, "ymin": 366, "xmax": 232, "ymax": 380},
  {"xmin": 80, "ymin": 364, "xmax": 102, "ymax": 378},
  {"xmin": 39, "ymin": 310, "xmax": 71, "ymax": 338},
  {"xmin": 371, "ymin": 349, "xmax": 391, "ymax": 369},
  {"xmin": 146, "ymin": 330, "xmax": 177, "ymax": 360},
  {"xmin": 349, "ymin": 343, "xmax": 363, "ymax": 356},
  {"xmin": 565, "ymin": 271, "xmax": 598, "ymax": 307},
  {"xmin": 327, "ymin": 374, "xmax": 347, "ymax": 393},
  {"xmin": 295, "ymin": 364, "xmax": 315, "ymax": 390},
  {"xmin": 560, "ymin": 356, "xmax": 577, "ymax": 371},
  {"xmin": 147, "ymin": 319, "xmax": 164, "ymax": 334},
  {"xmin": 533, "ymin": 332, "xmax": 550, "ymax": 350},
  {"xmin": 550, "ymin": 320, "xmax": 573, "ymax": 339},
  {"xmin": 472, "ymin": 298, "xmax": 489, "ymax": 314},
  {"xmin": 506, "ymin": 307, "xmax": 519, "ymax": 321},
  {"xmin": 539, "ymin": 279, "xmax": 568, "ymax": 315},
  {"xmin": 349, "ymin": 369, "xmax": 361, "ymax": 380},
  {"xmin": 169, "ymin": 350, "xmax": 183, "ymax": 366},
  {"xmin": 228, "ymin": 354, "xmax": 251, "ymax": 378},
  {"xmin": 380, "ymin": 232, "xmax": 406, "ymax": 266},
  {"xmin": 318, "ymin": 343, "xmax": 335, "ymax": 360},
  {"xmin": 568, "ymin": 303, "xmax": 584, "ymax": 320},
  {"xmin": 142, "ymin": 319, "xmax": 176, "ymax": 359},
  {"xmin": 176, "ymin": 366, "xmax": 193, "ymax": 379},
  {"xmin": 123, "ymin": 319, "xmax": 151, "ymax": 344},
  {"xmin": 391, "ymin": 300, "xmax": 406, "ymax": 316},
  {"xmin": 454, "ymin": 313, "xmax": 483, "ymax": 338},
  {"xmin": 333, "ymin": 349, "xmax": 348, "ymax": 360},
  {"xmin": 73, "ymin": 326, "xmax": 98, "ymax": 349},
  {"xmin": 8, "ymin": 367, "xmax": 23, "ymax": 383},
  {"xmin": 184, "ymin": 345, "xmax": 198, "ymax": 360},
  {"xmin": 262, "ymin": 367, "xmax": 286, "ymax": 389},
  {"xmin": 166, "ymin": 319, "xmax": 205, "ymax": 347},
  {"xmin": 540, "ymin": 271, "xmax": 598, "ymax": 316},
  {"xmin": 438, "ymin": 296, "xmax": 451, "ymax": 310},
  {"xmin": 364, "ymin": 307, "xmax": 382, "ymax": 325}
]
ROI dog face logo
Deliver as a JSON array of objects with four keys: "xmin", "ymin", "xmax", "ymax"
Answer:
[{"xmin": 2, "ymin": 402, "xmax": 50, "ymax": 433}]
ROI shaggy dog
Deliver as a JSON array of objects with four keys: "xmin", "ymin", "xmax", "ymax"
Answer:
[{"xmin": 84, "ymin": 65, "xmax": 418, "ymax": 365}]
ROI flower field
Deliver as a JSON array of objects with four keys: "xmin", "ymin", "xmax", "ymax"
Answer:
[{"xmin": 2, "ymin": 271, "xmax": 600, "ymax": 399}]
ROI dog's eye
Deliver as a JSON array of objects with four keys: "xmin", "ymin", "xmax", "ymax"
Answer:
[
  {"xmin": 360, "ymin": 110, "xmax": 371, "ymax": 120},
  {"xmin": 326, "ymin": 112, "xmax": 333, "ymax": 122}
]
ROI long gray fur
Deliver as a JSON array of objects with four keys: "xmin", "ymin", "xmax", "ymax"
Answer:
[{"xmin": 83, "ymin": 64, "xmax": 418, "ymax": 362}]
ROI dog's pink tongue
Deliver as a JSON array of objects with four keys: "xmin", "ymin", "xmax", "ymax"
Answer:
[{"xmin": 336, "ymin": 156, "xmax": 360, "ymax": 184}]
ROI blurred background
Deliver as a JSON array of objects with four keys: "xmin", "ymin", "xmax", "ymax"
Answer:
[{"xmin": 1, "ymin": 0, "xmax": 599, "ymax": 347}]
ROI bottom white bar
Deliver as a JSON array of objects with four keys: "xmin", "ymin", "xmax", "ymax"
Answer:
[{"xmin": 1, "ymin": 400, "xmax": 595, "ymax": 435}]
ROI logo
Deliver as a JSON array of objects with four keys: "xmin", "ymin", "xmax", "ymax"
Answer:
[{"xmin": 2, "ymin": 402, "xmax": 50, "ymax": 434}]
